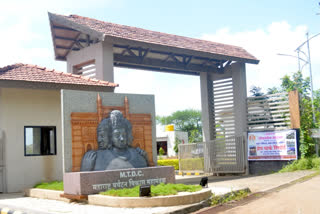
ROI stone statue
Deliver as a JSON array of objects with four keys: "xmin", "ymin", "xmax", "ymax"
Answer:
[{"xmin": 80, "ymin": 110, "xmax": 149, "ymax": 171}]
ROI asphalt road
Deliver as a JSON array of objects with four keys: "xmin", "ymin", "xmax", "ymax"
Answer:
[{"xmin": 220, "ymin": 175, "xmax": 320, "ymax": 214}]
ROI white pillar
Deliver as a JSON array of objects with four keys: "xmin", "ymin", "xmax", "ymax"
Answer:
[
  {"xmin": 66, "ymin": 41, "xmax": 114, "ymax": 82},
  {"xmin": 100, "ymin": 42, "xmax": 114, "ymax": 82},
  {"xmin": 231, "ymin": 63, "xmax": 247, "ymax": 136},
  {"xmin": 231, "ymin": 62, "xmax": 249, "ymax": 174},
  {"xmin": 200, "ymin": 72, "xmax": 214, "ymax": 142}
]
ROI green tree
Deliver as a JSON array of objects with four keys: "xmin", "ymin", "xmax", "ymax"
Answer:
[
  {"xmin": 249, "ymin": 85, "xmax": 264, "ymax": 97},
  {"xmin": 280, "ymin": 71, "xmax": 310, "ymax": 94},
  {"xmin": 157, "ymin": 109, "xmax": 202, "ymax": 143},
  {"xmin": 268, "ymin": 71, "xmax": 319, "ymax": 157},
  {"xmin": 173, "ymin": 137, "xmax": 180, "ymax": 154},
  {"xmin": 159, "ymin": 147, "xmax": 165, "ymax": 156},
  {"xmin": 267, "ymin": 87, "xmax": 282, "ymax": 95}
]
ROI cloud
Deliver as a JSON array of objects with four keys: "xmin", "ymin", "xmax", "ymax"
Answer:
[
  {"xmin": 114, "ymin": 68, "xmax": 201, "ymax": 116},
  {"xmin": 1, "ymin": 5, "xmax": 318, "ymax": 117},
  {"xmin": 0, "ymin": 0, "xmax": 121, "ymax": 17},
  {"xmin": 0, "ymin": 0, "xmax": 122, "ymax": 69},
  {"xmin": 115, "ymin": 21, "xmax": 320, "ymax": 115},
  {"xmin": 202, "ymin": 21, "xmax": 320, "ymax": 93},
  {"xmin": 115, "ymin": 21, "xmax": 320, "ymax": 116},
  {"xmin": 0, "ymin": 19, "xmax": 48, "ymax": 67}
]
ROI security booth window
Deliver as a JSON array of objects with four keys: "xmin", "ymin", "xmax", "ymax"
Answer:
[{"xmin": 24, "ymin": 126, "xmax": 56, "ymax": 156}]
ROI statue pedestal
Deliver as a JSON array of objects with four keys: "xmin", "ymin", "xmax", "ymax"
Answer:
[{"xmin": 63, "ymin": 166, "xmax": 175, "ymax": 195}]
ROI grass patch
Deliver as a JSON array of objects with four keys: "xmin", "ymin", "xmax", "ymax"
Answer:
[
  {"xmin": 34, "ymin": 181, "xmax": 63, "ymax": 191},
  {"xmin": 100, "ymin": 183, "xmax": 202, "ymax": 197},
  {"xmin": 211, "ymin": 189, "xmax": 250, "ymax": 206},
  {"xmin": 101, "ymin": 185, "xmax": 140, "ymax": 197},
  {"xmin": 279, "ymin": 157, "xmax": 320, "ymax": 172}
]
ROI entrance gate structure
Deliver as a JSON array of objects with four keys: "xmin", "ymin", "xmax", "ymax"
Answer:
[{"xmin": 48, "ymin": 13, "xmax": 259, "ymax": 173}]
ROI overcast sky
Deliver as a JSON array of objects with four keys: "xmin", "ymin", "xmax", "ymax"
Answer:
[{"xmin": 1, "ymin": 0, "xmax": 320, "ymax": 116}]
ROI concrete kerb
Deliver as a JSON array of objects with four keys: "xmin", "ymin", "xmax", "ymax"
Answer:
[
  {"xmin": 155, "ymin": 187, "xmax": 251, "ymax": 214},
  {"xmin": 18, "ymin": 171, "xmax": 318, "ymax": 214},
  {"xmin": 175, "ymin": 171, "xmax": 205, "ymax": 176},
  {"xmin": 88, "ymin": 188, "xmax": 212, "ymax": 208},
  {"xmin": 24, "ymin": 188, "xmax": 71, "ymax": 203}
]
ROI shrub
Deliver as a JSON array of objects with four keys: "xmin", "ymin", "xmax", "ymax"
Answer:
[
  {"xmin": 159, "ymin": 147, "xmax": 165, "ymax": 156},
  {"xmin": 279, "ymin": 158, "xmax": 320, "ymax": 172},
  {"xmin": 157, "ymin": 159, "xmax": 179, "ymax": 170},
  {"xmin": 211, "ymin": 189, "xmax": 250, "ymax": 206},
  {"xmin": 312, "ymin": 158, "xmax": 320, "ymax": 170}
]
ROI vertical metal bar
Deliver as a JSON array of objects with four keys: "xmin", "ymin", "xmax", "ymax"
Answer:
[
  {"xmin": 243, "ymin": 132, "xmax": 249, "ymax": 175},
  {"xmin": 297, "ymin": 51, "xmax": 301, "ymax": 71},
  {"xmin": 178, "ymin": 144, "xmax": 182, "ymax": 175}
]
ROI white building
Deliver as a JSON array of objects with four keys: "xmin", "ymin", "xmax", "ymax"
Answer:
[
  {"xmin": 0, "ymin": 64, "xmax": 116, "ymax": 193},
  {"xmin": 156, "ymin": 125, "xmax": 188, "ymax": 157}
]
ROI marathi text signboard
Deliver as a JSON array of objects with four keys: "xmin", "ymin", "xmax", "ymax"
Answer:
[
  {"xmin": 64, "ymin": 166, "xmax": 175, "ymax": 195},
  {"xmin": 248, "ymin": 130, "xmax": 297, "ymax": 161}
]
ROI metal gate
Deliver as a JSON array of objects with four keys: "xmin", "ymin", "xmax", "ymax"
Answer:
[
  {"xmin": 178, "ymin": 136, "xmax": 246, "ymax": 174},
  {"xmin": 204, "ymin": 76, "xmax": 246, "ymax": 174},
  {"xmin": 178, "ymin": 77, "xmax": 248, "ymax": 174},
  {"xmin": 178, "ymin": 143, "xmax": 204, "ymax": 173},
  {"xmin": 204, "ymin": 136, "xmax": 246, "ymax": 174}
]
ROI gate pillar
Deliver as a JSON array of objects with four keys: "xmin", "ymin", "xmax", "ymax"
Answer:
[
  {"xmin": 231, "ymin": 62, "xmax": 248, "ymax": 136},
  {"xmin": 200, "ymin": 72, "xmax": 214, "ymax": 142},
  {"xmin": 231, "ymin": 62, "xmax": 248, "ymax": 174}
]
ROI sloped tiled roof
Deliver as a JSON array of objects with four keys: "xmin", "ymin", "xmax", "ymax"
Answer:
[
  {"xmin": 49, "ymin": 13, "xmax": 259, "ymax": 64},
  {"xmin": 0, "ymin": 64, "xmax": 118, "ymax": 87}
]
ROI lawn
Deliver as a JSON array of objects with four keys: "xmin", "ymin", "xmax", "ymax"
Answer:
[{"xmin": 34, "ymin": 181, "xmax": 64, "ymax": 191}]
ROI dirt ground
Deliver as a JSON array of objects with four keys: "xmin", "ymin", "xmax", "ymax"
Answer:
[{"xmin": 220, "ymin": 175, "xmax": 320, "ymax": 214}]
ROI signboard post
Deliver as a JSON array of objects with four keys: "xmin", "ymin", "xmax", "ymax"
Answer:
[{"xmin": 248, "ymin": 130, "xmax": 298, "ymax": 161}]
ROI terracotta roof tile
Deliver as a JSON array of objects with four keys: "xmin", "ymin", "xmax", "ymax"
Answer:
[
  {"xmin": 0, "ymin": 63, "xmax": 118, "ymax": 87},
  {"xmin": 54, "ymin": 13, "xmax": 258, "ymax": 63}
]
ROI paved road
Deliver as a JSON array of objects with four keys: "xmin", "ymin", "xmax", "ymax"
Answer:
[
  {"xmin": 0, "ymin": 171, "xmax": 315, "ymax": 214},
  {"xmin": 177, "ymin": 170, "xmax": 314, "ymax": 193},
  {"xmin": 221, "ymin": 175, "xmax": 320, "ymax": 214}
]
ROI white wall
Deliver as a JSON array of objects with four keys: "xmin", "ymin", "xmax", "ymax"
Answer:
[
  {"xmin": 0, "ymin": 88, "xmax": 63, "ymax": 192},
  {"xmin": 157, "ymin": 130, "xmax": 188, "ymax": 157},
  {"xmin": 0, "ymin": 88, "xmax": 4, "ymax": 192},
  {"xmin": 66, "ymin": 42, "xmax": 114, "ymax": 82}
]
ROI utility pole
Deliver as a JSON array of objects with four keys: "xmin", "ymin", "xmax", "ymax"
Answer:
[{"xmin": 306, "ymin": 32, "xmax": 316, "ymax": 124}]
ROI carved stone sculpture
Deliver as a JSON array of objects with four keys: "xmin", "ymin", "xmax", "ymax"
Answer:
[{"xmin": 80, "ymin": 110, "xmax": 148, "ymax": 171}]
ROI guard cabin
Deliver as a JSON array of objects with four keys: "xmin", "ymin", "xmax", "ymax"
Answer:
[{"xmin": 48, "ymin": 13, "xmax": 259, "ymax": 174}]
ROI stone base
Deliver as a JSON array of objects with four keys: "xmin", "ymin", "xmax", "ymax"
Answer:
[
  {"xmin": 249, "ymin": 161, "xmax": 289, "ymax": 174},
  {"xmin": 60, "ymin": 193, "xmax": 88, "ymax": 201},
  {"xmin": 64, "ymin": 166, "xmax": 175, "ymax": 195}
]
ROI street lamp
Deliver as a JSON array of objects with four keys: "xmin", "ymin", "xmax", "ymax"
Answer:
[
  {"xmin": 295, "ymin": 32, "xmax": 320, "ymax": 124},
  {"xmin": 278, "ymin": 32, "xmax": 319, "ymax": 124},
  {"xmin": 279, "ymin": 32, "xmax": 320, "ymax": 157},
  {"xmin": 276, "ymin": 53, "xmax": 308, "ymax": 71}
]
